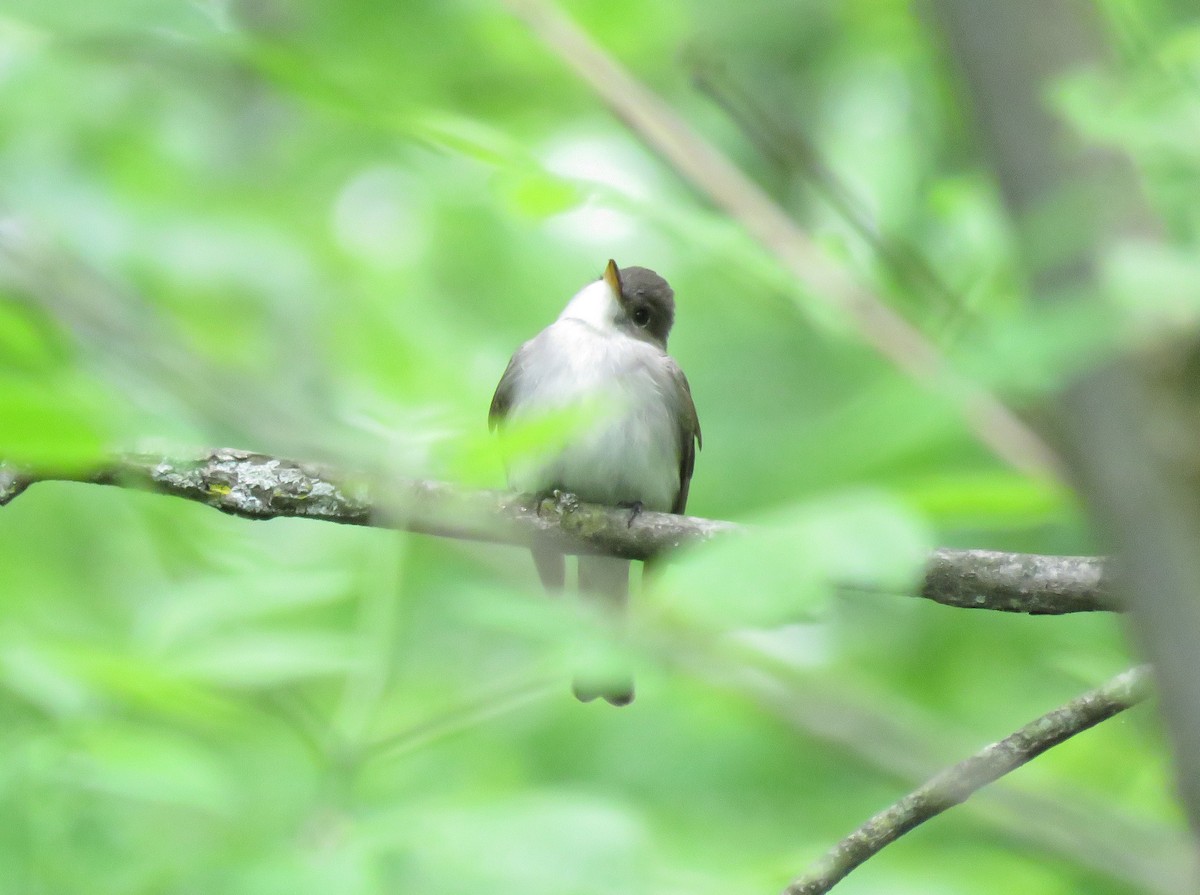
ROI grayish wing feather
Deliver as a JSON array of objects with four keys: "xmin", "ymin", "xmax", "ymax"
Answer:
[
  {"xmin": 488, "ymin": 345, "xmax": 526, "ymax": 431},
  {"xmin": 644, "ymin": 358, "xmax": 700, "ymax": 633},
  {"xmin": 668, "ymin": 358, "xmax": 701, "ymax": 515}
]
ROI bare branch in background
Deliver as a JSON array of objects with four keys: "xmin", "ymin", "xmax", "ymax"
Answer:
[
  {"xmin": 1, "ymin": 448, "xmax": 1116, "ymax": 613},
  {"xmin": 782, "ymin": 665, "xmax": 1154, "ymax": 895},
  {"xmin": 500, "ymin": 0, "xmax": 1061, "ymax": 480},
  {"xmin": 723, "ymin": 659, "xmax": 1187, "ymax": 895}
]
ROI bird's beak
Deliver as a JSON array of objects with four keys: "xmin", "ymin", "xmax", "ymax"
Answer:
[{"xmin": 602, "ymin": 259, "xmax": 623, "ymax": 303}]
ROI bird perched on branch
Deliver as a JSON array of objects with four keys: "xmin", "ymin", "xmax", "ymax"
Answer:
[{"xmin": 489, "ymin": 260, "xmax": 701, "ymax": 705}]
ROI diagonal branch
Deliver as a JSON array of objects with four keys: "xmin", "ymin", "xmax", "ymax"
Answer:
[
  {"xmin": 500, "ymin": 0, "xmax": 1061, "ymax": 481},
  {"xmin": 0, "ymin": 448, "xmax": 1116, "ymax": 613},
  {"xmin": 688, "ymin": 59, "xmax": 963, "ymax": 323},
  {"xmin": 783, "ymin": 665, "xmax": 1154, "ymax": 895}
]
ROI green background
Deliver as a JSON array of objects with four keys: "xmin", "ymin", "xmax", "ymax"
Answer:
[{"xmin": 0, "ymin": 1, "xmax": 1194, "ymax": 892}]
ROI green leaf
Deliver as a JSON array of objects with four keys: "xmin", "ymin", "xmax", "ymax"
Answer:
[
  {"xmin": 497, "ymin": 170, "xmax": 583, "ymax": 219},
  {"xmin": 662, "ymin": 490, "xmax": 931, "ymax": 627},
  {"xmin": 895, "ymin": 471, "xmax": 1072, "ymax": 527},
  {"xmin": 65, "ymin": 722, "xmax": 237, "ymax": 816},
  {"xmin": 171, "ymin": 631, "xmax": 358, "ymax": 688},
  {"xmin": 377, "ymin": 795, "xmax": 649, "ymax": 895},
  {"xmin": 0, "ymin": 375, "xmax": 112, "ymax": 467}
]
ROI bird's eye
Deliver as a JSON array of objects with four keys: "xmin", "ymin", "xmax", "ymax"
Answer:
[{"xmin": 632, "ymin": 307, "xmax": 651, "ymax": 327}]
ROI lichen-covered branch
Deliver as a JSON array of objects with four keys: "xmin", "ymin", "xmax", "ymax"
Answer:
[
  {"xmin": 0, "ymin": 449, "xmax": 737, "ymax": 560},
  {"xmin": 920, "ymin": 548, "xmax": 1114, "ymax": 614},
  {"xmin": 0, "ymin": 448, "xmax": 1116, "ymax": 613},
  {"xmin": 783, "ymin": 665, "xmax": 1153, "ymax": 895}
]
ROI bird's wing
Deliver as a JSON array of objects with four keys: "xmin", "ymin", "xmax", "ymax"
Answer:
[
  {"xmin": 488, "ymin": 344, "xmax": 527, "ymax": 431},
  {"xmin": 667, "ymin": 358, "xmax": 701, "ymax": 515}
]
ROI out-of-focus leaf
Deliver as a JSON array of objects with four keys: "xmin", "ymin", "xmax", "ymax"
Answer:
[
  {"xmin": 1103, "ymin": 239, "xmax": 1200, "ymax": 335},
  {"xmin": 408, "ymin": 111, "xmax": 531, "ymax": 169},
  {"xmin": 497, "ymin": 170, "xmax": 582, "ymax": 219},
  {"xmin": 0, "ymin": 298, "xmax": 63, "ymax": 372},
  {"xmin": 0, "ymin": 375, "xmax": 112, "ymax": 466},
  {"xmin": 0, "ymin": 641, "xmax": 93, "ymax": 718},
  {"xmin": 1158, "ymin": 24, "xmax": 1200, "ymax": 70},
  {"xmin": 377, "ymin": 794, "xmax": 650, "ymax": 895},
  {"xmin": 956, "ymin": 295, "xmax": 1119, "ymax": 398},
  {"xmin": 172, "ymin": 631, "xmax": 358, "ymax": 688},
  {"xmin": 54, "ymin": 642, "xmax": 242, "ymax": 726},
  {"xmin": 142, "ymin": 568, "xmax": 357, "ymax": 648},
  {"xmin": 451, "ymin": 395, "xmax": 617, "ymax": 485},
  {"xmin": 63, "ymin": 722, "xmax": 237, "ymax": 816},
  {"xmin": 1054, "ymin": 64, "xmax": 1200, "ymax": 161},
  {"xmin": 895, "ymin": 471, "xmax": 1072, "ymax": 527},
  {"xmin": 662, "ymin": 490, "xmax": 931, "ymax": 627}
]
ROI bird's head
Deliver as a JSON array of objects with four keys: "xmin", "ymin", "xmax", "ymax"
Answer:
[{"xmin": 601, "ymin": 259, "xmax": 675, "ymax": 349}]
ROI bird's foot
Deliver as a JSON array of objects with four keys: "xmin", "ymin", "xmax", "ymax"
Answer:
[
  {"xmin": 619, "ymin": 501, "xmax": 644, "ymax": 529},
  {"xmin": 535, "ymin": 489, "xmax": 579, "ymax": 518}
]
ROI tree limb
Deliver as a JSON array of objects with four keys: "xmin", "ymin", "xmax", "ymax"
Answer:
[
  {"xmin": 920, "ymin": 547, "xmax": 1113, "ymax": 614},
  {"xmin": 687, "ymin": 58, "xmax": 963, "ymax": 323},
  {"xmin": 783, "ymin": 665, "xmax": 1153, "ymax": 895},
  {"xmin": 0, "ymin": 448, "xmax": 737, "ymax": 559},
  {"xmin": 0, "ymin": 448, "xmax": 1116, "ymax": 613}
]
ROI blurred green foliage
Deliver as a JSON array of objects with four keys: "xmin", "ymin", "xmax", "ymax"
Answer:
[{"xmin": 0, "ymin": 0, "xmax": 1196, "ymax": 893}]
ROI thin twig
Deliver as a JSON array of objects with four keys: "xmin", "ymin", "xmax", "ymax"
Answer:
[
  {"xmin": 500, "ymin": 0, "xmax": 1061, "ymax": 481},
  {"xmin": 715, "ymin": 658, "xmax": 1186, "ymax": 895},
  {"xmin": 0, "ymin": 448, "xmax": 1116, "ymax": 613},
  {"xmin": 783, "ymin": 665, "xmax": 1154, "ymax": 895}
]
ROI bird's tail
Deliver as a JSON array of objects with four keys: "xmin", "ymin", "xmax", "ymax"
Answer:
[
  {"xmin": 573, "ymin": 554, "xmax": 634, "ymax": 706},
  {"xmin": 531, "ymin": 542, "xmax": 566, "ymax": 593}
]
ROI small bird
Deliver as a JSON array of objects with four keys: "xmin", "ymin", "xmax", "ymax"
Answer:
[{"xmin": 489, "ymin": 260, "xmax": 700, "ymax": 705}]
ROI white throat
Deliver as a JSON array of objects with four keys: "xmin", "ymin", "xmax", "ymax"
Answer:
[{"xmin": 557, "ymin": 279, "xmax": 620, "ymax": 334}]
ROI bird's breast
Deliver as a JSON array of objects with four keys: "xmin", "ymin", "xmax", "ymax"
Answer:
[{"xmin": 503, "ymin": 321, "xmax": 682, "ymax": 511}]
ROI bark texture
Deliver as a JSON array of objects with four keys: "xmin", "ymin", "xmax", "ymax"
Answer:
[{"xmin": 1, "ymin": 449, "xmax": 1117, "ymax": 614}]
